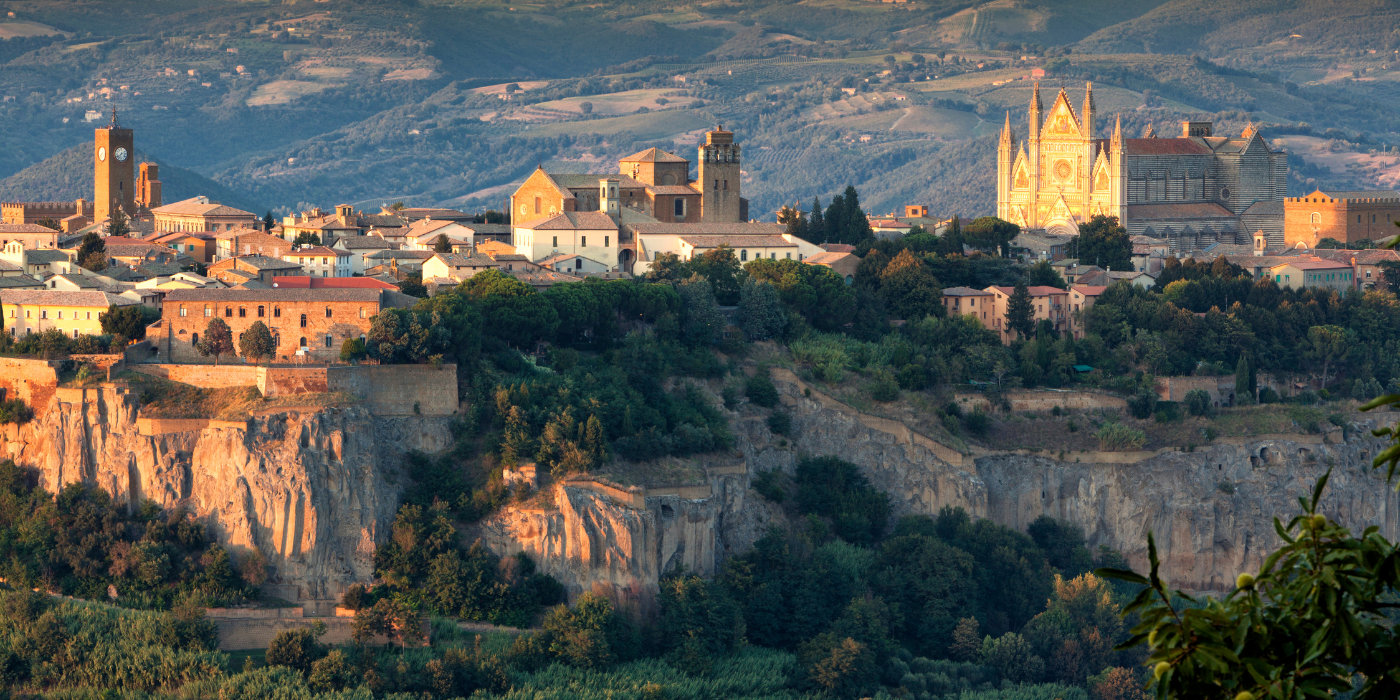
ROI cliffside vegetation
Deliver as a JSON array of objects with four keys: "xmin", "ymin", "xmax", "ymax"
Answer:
[{"xmin": 0, "ymin": 460, "xmax": 257, "ymax": 610}]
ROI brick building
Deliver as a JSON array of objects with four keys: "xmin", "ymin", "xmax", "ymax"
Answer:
[
  {"xmin": 152, "ymin": 196, "xmax": 260, "ymax": 233},
  {"xmin": 208, "ymin": 255, "xmax": 302, "ymax": 286},
  {"xmin": 0, "ymin": 223, "xmax": 62, "ymax": 249},
  {"xmin": 1, "ymin": 201, "xmax": 93, "ymax": 230},
  {"xmin": 985, "ymin": 285, "xmax": 1070, "ymax": 342},
  {"xmin": 149, "ymin": 288, "xmax": 417, "ymax": 363},
  {"xmin": 215, "ymin": 229, "xmax": 292, "ymax": 261},
  {"xmin": 1283, "ymin": 189, "xmax": 1399, "ymax": 248}
]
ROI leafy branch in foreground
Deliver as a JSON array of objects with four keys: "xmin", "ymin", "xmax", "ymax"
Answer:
[{"xmin": 1095, "ymin": 392, "xmax": 1400, "ymax": 699}]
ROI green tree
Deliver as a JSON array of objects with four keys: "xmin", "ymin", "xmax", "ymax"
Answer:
[
  {"xmin": 879, "ymin": 249, "xmax": 943, "ymax": 321},
  {"xmin": 657, "ymin": 574, "xmax": 743, "ymax": 674},
  {"xmin": 1235, "ymin": 354, "xmax": 1255, "ymax": 403},
  {"xmin": 340, "ymin": 337, "xmax": 367, "ymax": 363},
  {"xmin": 106, "ymin": 207, "xmax": 131, "ymax": 239},
  {"xmin": 292, "ymin": 231, "xmax": 321, "ymax": 247},
  {"xmin": 433, "ymin": 234, "xmax": 453, "ymax": 253},
  {"xmin": 1305, "ymin": 324, "xmax": 1349, "ymax": 388},
  {"xmin": 460, "ymin": 270, "xmax": 558, "ymax": 348},
  {"xmin": 238, "ymin": 321, "xmax": 275, "ymax": 364},
  {"xmin": 964, "ymin": 216, "xmax": 1020, "ymax": 257},
  {"xmin": 736, "ymin": 277, "xmax": 787, "ymax": 341},
  {"xmin": 687, "ymin": 246, "xmax": 744, "ymax": 305},
  {"xmin": 195, "ymin": 317, "xmax": 234, "ymax": 365},
  {"xmin": 1005, "ymin": 282, "xmax": 1035, "ymax": 341},
  {"xmin": 1068, "ymin": 215, "xmax": 1131, "ymax": 271},
  {"xmin": 99, "ymin": 304, "xmax": 155, "ymax": 341},
  {"xmin": 265, "ymin": 622, "xmax": 326, "ymax": 674},
  {"xmin": 77, "ymin": 231, "xmax": 108, "ymax": 272},
  {"xmin": 1183, "ymin": 389, "xmax": 1214, "ymax": 417},
  {"xmin": 745, "ymin": 258, "xmax": 856, "ymax": 331},
  {"xmin": 940, "ymin": 215, "xmax": 965, "ymax": 256},
  {"xmin": 679, "ymin": 276, "xmax": 724, "ymax": 347},
  {"xmin": 35, "ymin": 218, "xmax": 60, "ymax": 231},
  {"xmin": 808, "ymin": 196, "xmax": 826, "ymax": 243},
  {"xmin": 1028, "ymin": 260, "xmax": 1067, "ymax": 288},
  {"xmin": 398, "ymin": 273, "xmax": 428, "ymax": 298},
  {"xmin": 263, "ymin": 211, "xmax": 276, "ymax": 229}
]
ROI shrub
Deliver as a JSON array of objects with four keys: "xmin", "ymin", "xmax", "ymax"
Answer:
[
  {"xmin": 795, "ymin": 456, "xmax": 891, "ymax": 545},
  {"xmin": 870, "ymin": 372, "xmax": 900, "ymax": 402},
  {"xmin": 753, "ymin": 469, "xmax": 786, "ymax": 503},
  {"xmin": 1259, "ymin": 386, "xmax": 1280, "ymax": 404},
  {"xmin": 340, "ymin": 583, "xmax": 369, "ymax": 610},
  {"xmin": 746, "ymin": 371, "xmax": 779, "ymax": 408},
  {"xmin": 265, "ymin": 622, "xmax": 327, "ymax": 674},
  {"xmin": 1154, "ymin": 402, "xmax": 1182, "ymax": 423},
  {"xmin": 962, "ymin": 409, "xmax": 991, "ymax": 437},
  {"xmin": 0, "ymin": 399, "xmax": 33, "ymax": 425},
  {"xmin": 1095, "ymin": 422, "xmax": 1147, "ymax": 452},
  {"xmin": 1184, "ymin": 389, "xmax": 1215, "ymax": 417},
  {"xmin": 1217, "ymin": 481, "xmax": 1235, "ymax": 495},
  {"xmin": 1127, "ymin": 390, "xmax": 1157, "ymax": 419},
  {"xmin": 767, "ymin": 410, "xmax": 792, "ymax": 435}
]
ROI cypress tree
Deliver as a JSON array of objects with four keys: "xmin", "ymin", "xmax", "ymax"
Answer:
[
  {"xmin": 1005, "ymin": 282, "xmax": 1035, "ymax": 341},
  {"xmin": 825, "ymin": 194, "xmax": 847, "ymax": 244},
  {"xmin": 808, "ymin": 196, "xmax": 826, "ymax": 243}
]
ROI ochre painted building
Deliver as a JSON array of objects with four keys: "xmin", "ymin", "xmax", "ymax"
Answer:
[
  {"xmin": 149, "ymin": 288, "xmax": 417, "ymax": 363},
  {"xmin": 2, "ymin": 290, "xmax": 139, "ymax": 338}
]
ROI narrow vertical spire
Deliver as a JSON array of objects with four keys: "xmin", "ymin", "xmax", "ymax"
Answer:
[
  {"xmin": 1030, "ymin": 81, "xmax": 1042, "ymax": 113},
  {"xmin": 1001, "ymin": 111, "xmax": 1013, "ymax": 145},
  {"xmin": 1111, "ymin": 114, "xmax": 1123, "ymax": 151},
  {"xmin": 1082, "ymin": 82, "xmax": 1095, "ymax": 117}
]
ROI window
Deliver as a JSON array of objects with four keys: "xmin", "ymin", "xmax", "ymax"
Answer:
[
  {"xmin": 325, "ymin": 307, "xmax": 332, "ymax": 318},
  {"xmin": 225, "ymin": 306, "xmax": 232, "ymax": 317},
  {"xmin": 575, "ymin": 259, "xmax": 582, "ymax": 270},
  {"xmin": 325, "ymin": 335, "xmax": 333, "ymax": 348},
  {"xmin": 180, "ymin": 305, "xmax": 187, "ymax": 317},
  {"xmin": 604, "ymin": 236, "xmax": 609, "ymax": 247},
  {"xmin": 674, "ymin": 198, "xmax": 685, "ymax": 218},
  {"xmin": 552, "ymin": 236, "xmax": 558, "ymax": 248},
  {"xmin": 359, "ymin": 307, "xmax": 366, "ymax": 319},
  {"xmin": 714, "ymin": 179, "xmax": 719, "ymax": 190},
  {"xmin": 535, "ymin": 196, "xmax": 541, "ymax": 215},
  {"xmin": 40, "ymin": 310, "xmax": 46, "ymax": 319},
  {"xmin": 300, "ymin": 314, "xmax": 308, "ymax": 328},
  {"xmin": 192, "ymin": 333, "xmax": 199, "ymax": 346},
  {"xmin": 238, "ymin": 307, "xmax": 246, "ymax": 318},
  {"xmin": 299, "ymin": 337, "xmax": 307, "ymax": 347},
  {"xmin": 257, "ymin": 305, "xmax": 265, "ymax": 317},
  {"xmin": 274, "ymin": 307, "xmax": 281, "ymax": 318},
  {"xmin": 273, "ymin": 333, "xmax": 280, "ymax": 347},
  {"xmin": 740, "ymin": 249, "xmax": 747, "ymax": 261},
  {"xmin": 771, "ymin": 252, "xmax": 776, "ymax": 259},
  {"xmin": 205, "ymin": 304, "xmax": 213, "ymax": 317},
  {"xmin": 56, "ymin": 311, "xmax": 62, "ymax": 319},
  {"xmin": 723, "ymin": 179, "xmax": 728, "ymax": 191},
  {"xmin": 1309, "ymin": 212, "xmax": 1321, "ymax": 224},
  {"xmin": 1359, "ymin": 215, "xmax": 1363, "ymax": 223},
  {"xmin": 581, "ymin": 236, "xmax": 587, "ymax": 247},
  {"xmin": 786, "ymin": 252, "xmax": 791, "ymax": 259}
]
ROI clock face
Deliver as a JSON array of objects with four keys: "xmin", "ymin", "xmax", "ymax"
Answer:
[
  {"xmin": 114, "ymin": 147, "xmax": 128, "ymax": 162},
  {"xmin": 98, "ymin": 146, "xmax": 106, "ymax": 162}
]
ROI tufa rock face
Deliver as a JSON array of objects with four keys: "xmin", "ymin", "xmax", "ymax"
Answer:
[{"xmin": 1, "ymin": 385, "xmax": 451, "ymax": 605}]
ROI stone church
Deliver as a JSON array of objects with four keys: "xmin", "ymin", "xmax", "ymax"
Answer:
[{"xmin": 997, "ymin": 83, "xmax": 1287, "ymax": 253}]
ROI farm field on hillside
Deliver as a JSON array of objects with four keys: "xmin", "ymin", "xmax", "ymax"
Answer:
[{"xmin": 525, "ymin": 109, "xmax": 713, "ymax": 140}]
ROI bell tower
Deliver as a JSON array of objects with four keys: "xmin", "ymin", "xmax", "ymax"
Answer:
[
  {"xmin": 698, "ymin": 125, "xmax": 741, "ymax": 223},
  {"xmin": 94, "ymin": 108, "xmax": 135, "ymax": 225}
]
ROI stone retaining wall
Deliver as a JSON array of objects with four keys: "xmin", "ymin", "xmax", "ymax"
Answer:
[{"xmin": 0, "ymin": 357, "xmax": 59, "ymax": 412}]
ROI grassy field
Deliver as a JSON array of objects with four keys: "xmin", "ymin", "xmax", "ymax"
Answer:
[
  {"xmin": 0, "ymin": 19, "xmax": 65, "ymax": 38},
  {"xmin": 534, "ymin": 89, "xmax": 692, "ymax": 117},
  {"xmin": 525, "ymin": 109, "xmax": 712, "ymax": 140},
  {"xmin": 246, "ymin": 79, "xmax": 343, "ymax": 106}
]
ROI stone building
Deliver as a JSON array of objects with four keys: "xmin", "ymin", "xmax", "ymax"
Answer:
[
  {"xmin": 208, "ymin": 255, "xmax": 303, "ymax": 287},
  {"xmin": 0, "ymin": 223, "xmax": 63, "ymax": 249},
  {"xmin": 1283, "ymin": 189, "xmax": 1399, "ymax": 248},
  {"xmin": 1, "ymin": 201, "xmax": 93, "ymax": 232},
  {"xmin": 150, "ymin": 288, "xmax": 417, "ymax": 363},
  {"xmin": 997, "ymin": 83, "xmax": 1288, "ymax": 253},
  {"xmin": 152, "ymin": 196, "xmax": 260, "ymax": 233},
  {"xmin": 214, "ymin": 229, "xmax": 292, "ymax": 261}
]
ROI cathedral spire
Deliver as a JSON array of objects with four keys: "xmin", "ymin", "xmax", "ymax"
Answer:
[
  {"xmin": 1111, "ymin": 113, "xmax": 1123, "ymax": 150},
  {"xmin": 1001, "ymin": 111, "xmax": 1013, "ymax": 146},
  {"xmin": 1082, "ymin": 82, "xmax": 1095, "ymax": 117},
  {"xmin": 1030, "ymin": 81, "xmax": 1042, "ymax": 114}
]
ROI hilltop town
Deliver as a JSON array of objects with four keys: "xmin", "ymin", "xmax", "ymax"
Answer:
[{"xmin": 2, "ymin": 2, "xmax": 1400, "ymax": 700}]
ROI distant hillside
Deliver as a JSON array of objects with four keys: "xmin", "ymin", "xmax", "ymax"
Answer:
[
  {"xmin": 1076, "ymin": 0, "xmax": 1400, "ymax": 54},
  {"xmin": 0, "ymin": 144, "xmax": 265, "ymax": 214}
]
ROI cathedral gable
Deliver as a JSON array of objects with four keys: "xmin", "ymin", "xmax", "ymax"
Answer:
[
  {"xmin": 1042, "ymin": 92, "xmax": 1082, "ymax": 139},
  {"xmin": 1013, "ymin": 148, "xmax": 1030, "ymax": 189},
  {"xmin": 1093, "ymin": 151, "xmax": 1111, "ymax": 191}
]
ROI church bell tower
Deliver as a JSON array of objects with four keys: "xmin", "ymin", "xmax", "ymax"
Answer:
[
  {"xmin": 94, "ymin": 108, "xmax": 135, "ymax": 225},
  {"xmin": 698, "ymin": 125, "xmax": 741, "ymax": 223}
]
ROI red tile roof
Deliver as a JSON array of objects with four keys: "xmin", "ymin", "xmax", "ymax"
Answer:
[
  {"xmin": 1123, "ymin": 138, "xmax": 1213, "ymax": 156},
  {"xmin": 269, "ymin": 276, "xmax": 399, "ymax": 289},
  {"xmin": 989, "ymin": 285, "xmax": 1069, "ymax": 297}
]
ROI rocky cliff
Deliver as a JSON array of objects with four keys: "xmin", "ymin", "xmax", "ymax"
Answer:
[{"xmin": 0, "ymin": 385, "xmax": 452, "ymax": 606}]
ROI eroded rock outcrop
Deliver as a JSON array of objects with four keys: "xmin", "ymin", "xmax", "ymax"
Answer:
[{"xmin": 1, "ymin": 385, "xmax": 451, "ymax": 605}]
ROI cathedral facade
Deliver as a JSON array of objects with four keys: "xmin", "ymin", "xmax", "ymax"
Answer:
[{"xmin": 997, "ymin": 83, "xmax": 1287, "ymax": 253}]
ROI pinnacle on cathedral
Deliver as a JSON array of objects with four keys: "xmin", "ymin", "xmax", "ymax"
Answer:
[
  {"xmin": 1001, "ymin": 111, "xmax": 1013, "ymax": 145},
  {"xmin": 1111, "ymin": 114, "xmax": 1123, "ymax": 152}
]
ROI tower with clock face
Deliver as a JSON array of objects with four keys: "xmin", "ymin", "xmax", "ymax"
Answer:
[{"xmin": 94, "ymin": 108, "xmax": 135, "ymax": 225}]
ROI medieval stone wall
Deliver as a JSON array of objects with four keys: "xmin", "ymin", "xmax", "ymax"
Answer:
[{"xmin": 0, "ymin": 357, "xmax": 59, "ymax": 411}]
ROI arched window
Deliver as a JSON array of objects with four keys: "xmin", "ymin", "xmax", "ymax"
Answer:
[
  {"xmin": 740, "ymin": 249, "xmax": 747, "ymax": 261},
  {"xmin": 191, "ymin": 333, "xmax": 199, "ymax": 346},
  {"xmin": 300, "ymin": 314, "xmax": 308, "ymax": 328},
  {"xmin": 1310, "ymin": 212, "xmax": 1321, "ymax": 224},
  {"xmin": 299, "ymin": 337, "xmax": 307, "ymax": 347},
  {"xmin": 325, "ymin": 335, "xmax": 333, "ymax": 348}
]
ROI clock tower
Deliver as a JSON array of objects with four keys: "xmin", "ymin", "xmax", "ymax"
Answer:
[{"xmin": 94, "ymin": 108, "xmax": 135, "ymax": 225}]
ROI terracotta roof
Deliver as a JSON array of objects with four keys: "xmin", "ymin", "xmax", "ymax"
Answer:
[
  {"xmin": 26, "ymin": 249, "xmax": 70, "ymax": 263},
  {"xmin": 549, "ymin": 174, "xmax": 650, "ymax": 191},
  {"xmin": 407, "ymin": 219, "xmax": 458, "ymax": 235},
  {"xmin": 1071, "ymin": 285, "xmax": 1108, "ymax": 296},
  {"xmin": 620, "ymin": 147, "xmax": 688, "ymax": 163},
  {"xmin": 1124, "ymin": 138, "xmax": 1213, "ymax": 156},
  {"xmin": 365, "ymin": 249, "xmax": 434, "ymax": 260},
  {"xmin": 989, "ymin": 285, "xmax": 1068, "ymax": 297},
  {"xmin": 49, "ymin": 273, "xmax": 105, "ymax": 289},
  {"xmin": 821, "ymin": 243, "xmax": 857, "ymax": 253},
  {"xmin": 211, "ymin": 255, "xmax": 302, "ymax": 271},
  {"xmin": 163, "ymin": 288, "xmax": 401, "ymax": 303},
  {"xmin": 476, "ymin": 240, "xmax": 516, "ymax": 255},
  {"xmin": 942, "ymin": 286, "xmax": 993, "ymax": 296},
  {"xmin": 151, "ymin": 197, "xmax": 255, "ymax": 218},
  {"xmin": 804, "ymin": 251, "xmax": 856, "ymax": 266},
  {"xmin": 0, "ymin": 223, "xmax": 59, "ymax": 234},
  {"xmin": 516, "ymin": 211, "xmax": 618, "ymax": 231},
  {"xmin": 0, "ymin": 275, "xmax": 42, "ymax": 289},
  {"xmin": 152, "ymin": 231, "xmax": 215, "ymax": 242},
  {"xmin": 1311, "ymin": 249, "xmax": 1400, "ymax": 265},
  {"xmin": 0, "ymin": 260, "xmax": 21, "ymax": 272},
  {"xmin": 1272, "ymin": 259, "xmax": 1352, "ymax": 270},
  {"xmin": 392, "ymin": 207, "xmax": 473, "ymax": 221},
  {"xmin": 1126, "ymin": 203, "xmax": 1236, "ymax": 220},
  {"xmin": 646, "ymin": 185, "xmax": 700, "ymax": 195},
  {"xmin": 432, "ymin": 253, "xmax": 498, "ymax": 268},
  {"xmin": 679, "ymin": 235, "xmax": 794, "ymax": 248},
  {"xmin": 629, "ymin": 222, "xmax": 785, "ymax": 236},
  {"xmin": 334, "ymin": 236, "xmax": 394, "ymax": 250},
  {"xmin": 462, "ymin": 223, "xmax": 511, "ymax": 234},
  {"xmin": 507, "ymin": 269, "xmax": 583, "ymax": 286},
  {"xmin": 269, "ymin": 276, "xmax": 400, "ymax": 289},
  {"xmin": 0, "ymin": 290, "xmax": 137, "ymax": 307},
  {"xmin": 283, "ymin": 246, "xmax": 347, "ymax": 258}
]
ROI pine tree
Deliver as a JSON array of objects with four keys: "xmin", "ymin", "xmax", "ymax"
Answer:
[
  {"xmin": 501, "ymin": 406, "xmax": 533, "ymax": 467},
  {"xmin": 679, "ymin": 276, "xmax": 724, "ymax": 347},
  {"xmin": 941, "ymin": 215, "xmax": 965, "ymax": 256},
  {"xmin": 808, "ymin": 196, "xmax": 825, "ymax": 243},
  {"xmin": 77, "ymin": 232, "xmax": 108, "ymax": 272},
  {"xmin": 737, "ymin": 277, "xmax": 788, "ymax": 340},
  {"xmin": 434, "ymin": 234, "xmax": 453, "ymax": 253},
  {"xmin": 1005, "ymin": 282, "xmax": 1035, "ymax": 341},
  {"xmin": 824, "ymin": 194, "xmax": 847, "ymax": 244},
  {"xmin": 263, "ymin": 211, "xmax": 276, "ymax": 229},
  {"xmin": 583, "ymin": 414, "xmax": 606, "ymax": 465},
  {"xmin": 842, "ymin": 185, "xmax": 872, "ymax": 244},
  {"xmin": 106, "ymin": 207, "xmax": 131, "ymax": 238},
  {"xmin": 879, "ymin": 250, "xmax": 942, "ymax": 321}
]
